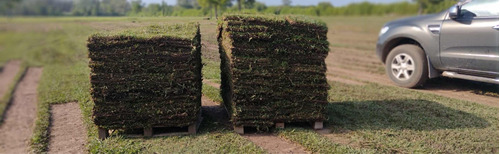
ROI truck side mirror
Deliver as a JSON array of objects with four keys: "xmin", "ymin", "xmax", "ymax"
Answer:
[{"xmin": 449, "ymin": 5, "xmax": 461, "ymax": 19}]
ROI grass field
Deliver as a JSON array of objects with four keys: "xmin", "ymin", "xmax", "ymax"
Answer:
[{"xmin": 0, "ymin": 16, "xmax": 498, "ymax": 153}]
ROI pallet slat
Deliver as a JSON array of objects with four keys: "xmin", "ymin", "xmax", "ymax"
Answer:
[
  {"xmin": 234, "ymin": 121, "xmax": 323, "ymax": 134},
  {"xmin": 98, "ymin": 111, "xmax": 202, "ymax": 139}
]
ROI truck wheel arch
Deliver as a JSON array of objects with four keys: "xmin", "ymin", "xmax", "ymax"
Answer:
[
  {"xmin": 383, "ymin": 37, "xmax": 440, "ymax": 79},
  {"xmin": 382, "ymin": 37, "xmax": 422, "ymax": 64}
]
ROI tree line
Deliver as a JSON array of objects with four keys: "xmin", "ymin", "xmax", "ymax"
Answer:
[{"xmin": 0, "ymin": 0, "xmax": 458, "ymax": 17}]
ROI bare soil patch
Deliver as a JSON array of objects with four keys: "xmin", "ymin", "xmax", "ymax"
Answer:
[
  {"xmin": 201, "ymin": 41, "xmax": 220, "ymax": 61},
  {"xmin": 203, "ymin": 79, "xmax": 221, "ymax": 89},
  {"xmin": 0, "ymin": 68, "xmax": 42, "ymax": 153},
  {"xmin": 202, "ymin": 95, "xmax": 219, "ymax": 107},
  {"xmin": 48, "ymin": 102, "xmax": 87, "ymax": 154},
  {"xmin": 244, "ymin": 134, "xmax": 308, "ymax": 154},
  {"xmin": 0, "ymin": 60, "xmax": 21, "ymax": 98}
]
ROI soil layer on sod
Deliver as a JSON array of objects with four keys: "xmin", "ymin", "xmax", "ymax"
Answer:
[
  {"xmin": 218, "ymin": 15, "xmax": 329, "ymax": 128},
  {"xmin": 87, "ymin": 23, "xmax": 202, "ymax": 129}
]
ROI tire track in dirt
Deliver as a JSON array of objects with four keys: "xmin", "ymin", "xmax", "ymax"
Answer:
[
  {"xmin": 0, "ymin": 60, "xmax": 21, "ymax": 98},
  {"xmin": 48, "ymin": 102, "xmax": 87, "ymax": 154},
  {"xmin": 0, "ymin": 68, "xmax": 42, "ymax": 153},
  {"xmin": 326, "ymin": 53, "xmax": 499, "ymax": 107}
]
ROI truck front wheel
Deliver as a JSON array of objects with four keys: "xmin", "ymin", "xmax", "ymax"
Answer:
[{"xmin": 385, "ymin": 44, "xmax": 428, "ymax": 88}]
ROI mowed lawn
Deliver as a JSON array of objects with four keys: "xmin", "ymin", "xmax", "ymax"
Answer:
[{"xmin": 0, "ymin": 16, "xmax": 497, "ymax": 153}]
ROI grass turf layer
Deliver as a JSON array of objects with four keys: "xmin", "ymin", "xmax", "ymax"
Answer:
[
  {"xmin": 87, "ymin": 23, "xmax": 203, "ymax": 129},
  {"xmin": 218, "ymin": 14, "xmax": 330, "ymax": 128}
]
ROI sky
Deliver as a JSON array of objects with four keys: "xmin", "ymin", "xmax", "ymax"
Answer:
[{"xmin": 143, "ymin": 0, "xmax": 411, "ymax": 7}]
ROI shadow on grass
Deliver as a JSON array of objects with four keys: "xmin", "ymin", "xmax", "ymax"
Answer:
[
  {"xmin": 198, "ymin": 105, "xmax": 232, "ymax": 133},
  {"xmin": 327, "ymin": 99, "xmax": 490, "ymax": 131},
  {"xmin": 111, "ymin": 105, "xmax": 229, "ymax": 137},
  {"xmin": 425, "ymin": 77, "xmax": 499, "ymax": 97}
]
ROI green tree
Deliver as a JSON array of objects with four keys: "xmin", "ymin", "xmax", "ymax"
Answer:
[
  {"xmin": 130, "ymin": 0, "xmax": 143, "ymax": 15},
  {"xmin": 197, "ymin": 0, "xmax": 229, "ymax": 19},
  {"xmin": 236, "ymin": 0, "xmax": 242, "ymax": 11},
  {"xmin": 143, "ymin": 3, "xmax": 162, "ymax": 16},
  {"xmin": 317, "ymin": 2, "xmax": 333, "ymax": 10},
  {"xmin": 234, "ymin": 0, "xmax": 254, "ymax": 10},
  {"xmin": 178, "ymin": 0, "xmax": 199, "ymax": 8},
  {"xmin": 317, "ymin": 1, "xmax": 333, "ymax": 16},
  {"xmin": 100, "ymin": 0, "xmax": 130, "ymax": 16},
  {"xmin": 244, "ymin": 0, "xmax": 255, "ymax": 9},
  {"xmin": 72, "ymin": 0, "xmax": 100, "ymax": 16},
  {"xmin": 233, "ymin": 0, "xmax": 255, "ymax": 11},
  {"xmin": 161, "ymin": 0, "xmax": 167, "ymax": 16},
  {"xmin": 0, "ymin": 0, "xmax": 21, "ymax": 15},
  {"xmin": 282, "ymin": 0, "xmax": 291, "ymax": 6},
  {"xmin": 413, "ymin": 0, "xmax": 445, "ymax": 14},
  {"xmin": 253, "ymin": 1, "xmax": 266, "ymax": 11},
  {"xmin": 426, "ymin": 0, "xmax": 456, "ymax": 13}
]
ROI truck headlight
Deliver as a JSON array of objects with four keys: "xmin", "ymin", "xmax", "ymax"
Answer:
[{"xmin": 379, "ymin": 26, "xmax": 389, "ymax": 36}]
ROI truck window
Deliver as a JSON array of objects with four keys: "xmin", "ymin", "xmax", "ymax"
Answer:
[{"xmin": 461, "ymin": 0, "xmax": 499, "ymax": 18}]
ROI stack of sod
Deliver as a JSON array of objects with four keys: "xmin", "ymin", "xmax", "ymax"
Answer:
[
  {"xmin": 87, "ymin": 23, "xmax": 202, "ymax": 129},
  {"xmin": 218, "ymin": 15, "xmax": 330, "ymax": 128}
]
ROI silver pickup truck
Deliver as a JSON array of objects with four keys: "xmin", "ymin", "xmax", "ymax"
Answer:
[{"xmin": 376, "ymin": 0, "xmax": 499, "ymax": 88}]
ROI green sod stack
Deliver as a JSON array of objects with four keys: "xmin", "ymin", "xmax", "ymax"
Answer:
[
  {"xmin": 87, "ymin": 23, "xmax": 202, "ymax": 129},
  {"xmin": 218, "ymin": 15, "xmax": 330, "ymax": 128}
]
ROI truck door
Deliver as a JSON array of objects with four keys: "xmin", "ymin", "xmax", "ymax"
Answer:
[{"xmin": 440, "ymin": 0, "xmax": 499, "ymax": 76}]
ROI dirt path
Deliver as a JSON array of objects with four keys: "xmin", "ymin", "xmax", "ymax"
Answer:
[
  {"xmin": 0, "ymin": 60, "xmax": 21, "ymax": 99},
  {"xmin": 202, "ymin": 93, "xmax": 308, "ymax": 154},
  {"xmin": 0, "ymin": 68, "xmax": 42, "ymax": 153},
  {"xmin": 326, "ymin": 75, "xmax": 365, "ymax": 86},
  {"xmin": 202, "ymin": 95, "xmax": 219, "ymax": 106},
  {"xmin": 326, "ymin": 53, "xmax": 499, "ymax": 107},
  {"xmin": 48, "ymin": 102, "xmax": 87, "ymax": 154},
  {"xmin": 203, "ymin": 79, "xmax": 221, "ymax": 89},
  {"xmin": 201, "ymin": 41, "xmax": 220, "ymax": 61},
  {"xmin": 244, "ymin": 134, "xmax": 308, "ymax": 154}
]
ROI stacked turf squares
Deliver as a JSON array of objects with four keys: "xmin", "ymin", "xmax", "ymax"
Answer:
[
  {"xmin": 218, "ymin": 15, "xmax": 330, "ymax": 128},
  {"xmin": 87, "ymin": 23, "xmax": 202, "ymax": 130}
]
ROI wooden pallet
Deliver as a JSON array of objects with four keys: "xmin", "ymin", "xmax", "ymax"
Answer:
[
  {"xmin": 98, "ymin": 111, "xmax": 203, "ymax": 140},
  {"xmin": 234, "ymin": 121, "xmax": 323, "ymax": 134}
]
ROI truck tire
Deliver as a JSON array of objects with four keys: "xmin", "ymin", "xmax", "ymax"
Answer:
[{"xmin": 385, "ymin": 44, "xmax": 428, "ymax": 88}]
